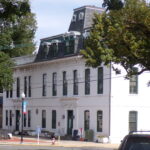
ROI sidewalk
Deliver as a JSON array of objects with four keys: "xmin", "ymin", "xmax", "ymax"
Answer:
[{"xmin": 0, "ymin": 136, "xmax": 119, "ymax": 149}]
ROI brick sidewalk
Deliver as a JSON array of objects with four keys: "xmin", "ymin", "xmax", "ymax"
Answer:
[{"xmin": 0, "ymin": 137, "xmax": 49, "ymax": 143}]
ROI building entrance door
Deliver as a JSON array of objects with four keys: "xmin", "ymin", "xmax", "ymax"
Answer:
[
  {"xmin": 15, "ymin": 110, "xmax": 20, "ymax": 131},
  {"xmin": 67, "ymin": 110, "xmax": 74, "ymax": 135}
]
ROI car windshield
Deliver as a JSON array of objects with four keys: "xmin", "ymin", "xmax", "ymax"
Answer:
[{"xmin": 124, "ymin": 136, "xmax": 150, "ymax": 150}]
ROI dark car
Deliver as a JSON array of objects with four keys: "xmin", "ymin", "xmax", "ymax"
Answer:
[{"xmin": 118, "ymin": 131, "xmax": 150, "ymax": 150}]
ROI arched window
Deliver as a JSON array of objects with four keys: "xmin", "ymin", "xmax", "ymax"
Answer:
[
  {"xmin": 84, "ymin": 110, "xmax": 90, "ymax": 130},
  {"xmin": 97, "ymin": 110, "xmax": 103, "ymax": 132},
  {"xmin": 72, "ymin": 14, "xmax": 76, "ymax": 22},
  {"xmin": 79, "ymin": 12, "xmax": 84, "ymax": 20}
]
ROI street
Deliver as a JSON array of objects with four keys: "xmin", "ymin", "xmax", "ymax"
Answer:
[{"xmin": 0, "ymin": 145, "xmax": 114, "ymax": 150}]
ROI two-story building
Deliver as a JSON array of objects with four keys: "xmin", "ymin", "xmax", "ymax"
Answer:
[{"xmin": 3, "ymin": 5, "xmax": 150, "ymax": 143}]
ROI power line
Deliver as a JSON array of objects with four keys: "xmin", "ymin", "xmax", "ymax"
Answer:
[{"xmin": 5, "ymin": 73, "xmax": 127, "ymax": 96}]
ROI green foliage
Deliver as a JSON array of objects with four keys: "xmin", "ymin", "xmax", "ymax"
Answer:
[
  {"xmin": 0, "ymin": 52, "xmax": 14, "ymax": 89},
  {"xmin": 102, "ymin": 0, "xmax": 124, "ymax": 11},
  {"xmin": 0, "ymin": 0, "xmax": 30, "ymax": 19},
  {"xmin": 0, "ymin": 0, "xmax": 37, "ymax": 57},
  {"xmin": 81, "ymin": 0, "xmax": 150, "ymax": 76},
  {"xmin": 0, "ymin": 0, "xmax": 37, "ymax": 89}
]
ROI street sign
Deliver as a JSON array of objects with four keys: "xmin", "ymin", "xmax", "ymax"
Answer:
[
  {"xmin": 36, "ymin": 126, "xmax": 41, "ymax": 144},
  {"xmin": 36, "ymin": 126, "xmax": 41, "ymax": 134}
]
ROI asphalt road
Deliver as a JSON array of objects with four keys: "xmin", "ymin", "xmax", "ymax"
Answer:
[{"xmin": 0, "ymin": 145, "xmax": 114, "ymax": 150}]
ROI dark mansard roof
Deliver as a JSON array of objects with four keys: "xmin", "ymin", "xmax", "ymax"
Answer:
[
  {"xmin": 69, "ymin": 5, "xmax": 104, "ymax": 32},
  {"xmin": 35, "ymin": 6, "xmax": 104, "ymax": 62}
]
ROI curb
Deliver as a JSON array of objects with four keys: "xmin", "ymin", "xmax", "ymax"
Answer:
[{"xmin": 0, "ymin": 142, "xmax": 119, "ymax": 149}]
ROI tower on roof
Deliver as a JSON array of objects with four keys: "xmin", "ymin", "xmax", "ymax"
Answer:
[
  {"xmin": 68, "ymin": 5, "xmax": 104, "ymax": 33},
  {"xmin": 35, "ymin": 5, "xmax": 104, "ymax": 62}
]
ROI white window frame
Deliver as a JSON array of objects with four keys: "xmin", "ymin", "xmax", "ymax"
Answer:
[
  {"xmin": 72, "ymin": 14, "xmax": 76, "ymax": 22},
  {"xmin": 79, "ymin": 12, "xmax": 84, "ymax": 20}
]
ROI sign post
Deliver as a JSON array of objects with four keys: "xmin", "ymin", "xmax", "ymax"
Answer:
[{"xmin": 36, "ymin": 126, "xmax": 41, "ymax": 144}]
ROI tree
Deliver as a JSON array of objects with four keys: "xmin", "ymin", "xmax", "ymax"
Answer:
[
  {"xmin": 81, "ymin": 0, "xmax": 150, "ymax": 77},
  {"xmin": 0, "ymin": 52, "xmax": 14, "ymax": 90},
  {"xmin": 0, "ymin": 0, "xmax": 37, "ymax": 89},
  {"xmin": 102, "ymin": 0, "xmax": 123, "ymax": 11}
]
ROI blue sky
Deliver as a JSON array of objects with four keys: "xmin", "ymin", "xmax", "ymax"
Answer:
[{"xmin": 30, "ymin": 0, "xmax": 103, "ymax": 47}]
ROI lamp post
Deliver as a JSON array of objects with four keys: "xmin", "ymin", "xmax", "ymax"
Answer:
[{"xmin": 21, "ymin": 92, "xmax": 25, "ymax": 143}]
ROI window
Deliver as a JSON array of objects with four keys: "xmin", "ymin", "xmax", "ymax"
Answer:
[
  {"xmin": 63, "ymin": 71, "xmax": 67, "ymax": 96},
  {"xmin": 98, "ymin": 67, "xmax": 103, "ymax": 94},
  {"xmin": 24, "ymin": 76, "xmax": 27, "ymax": 97},
  {"xmin": 6, "ymin": 110, "xmax": 8, "ymax": 126},
  {"xmin": 42, "ymin": 74, "xmax": 47, "ymax": 96},
  {"xmin": 28, "ymin": 76, "xmax": 31, "ymax": 97},
  {"xmin": 52, "ymin": 110, "xmax": 56, "ymax": 129},
  {"xmin": 49, "ymin": 42, "xmax": 59, "ymax": 58},
  {"xmin": 6, "ymin": 87, "xmax": 13, "ymax": 98},
  {"xmin": 129, "ymin": 111, "xmax": 138, "ymax": 132},
  {"xmin": 10, "ymin": 88, "xmax": 13, "ymax": 98},
  {"xmin": 84, "ymin": 110, "xmax": 90, "ymax": 130},
  {"xmin": 23, "ymin": 76, "xmax": 31, "ymax": 97},
  {"xmin": 71, "ymin": 14, "xmax": 76, "ymax": 22},
  {"xmin": 52, "ymin": 73, "xmax": 57, "ymax": 96},
  {"xmin": 97, "ymin": 110, "xmax": 103, "ymax": 132},
  {"xmin": 28, "ymin": 110, "xmax": 31, "ymax": 127},
  {"xmin": 129, "ymin": 68, "xmax": 138, "ymax": 94},
  {"xmin": 79, "ymin": 12, "xmax": 84, "ymax": 20},
  {"xmin": 16, "ymin": 77, "xmax": 20, "ymax": 97},
  {"xmin": 52, "ymin": 43, "xmax": 58, "ymax": 57},
  {"xmin": 73, "ymin": 70, "xmax": 78, "ymax": 95},
  {"xmin": 9, "ymin": 110, "xmax": 12, "ymax": 126},
  {"xmin": 6, "ymin": 91, "xmax": 9, "ymax": 98},
  {"xmin": 85, "ymin": 69, "xmax": 90, "ymax": 95},
  {"xmin": 24, "ymin": 114, "xmax": 26, "ymax": 127},
  {"xmin": 64, "ymin": 36, "xmax": 74, "ymax": 55},
  {"xmin": 43, "ymin": 43, "xmax": 50, "ymax": 59},
  {"xmin": 42, "ymin": 110, "xmax": 46, "ymax": 128}
]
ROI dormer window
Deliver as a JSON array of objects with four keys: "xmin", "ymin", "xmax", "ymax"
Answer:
[
  {"xmin": 50, "ymin": 42, "xmax": 59, "ymax": 57},
  {"xmin": 72, "ymin": 14, "xmax": 76, "ymax": 22},
  {"xmin": 64, "ymin": 36, "xmax": 74, "ymax": 55},
  {"xmin": 48, "ymin": 40, "xmax": 60, "ymax": 58},
  {"xmin": 79, "ymin": 12, "xmax": 84, "ymax": 20},
  {"xmin": 42, "ymin": 42, "xmax": 51, "ymax": 58}
]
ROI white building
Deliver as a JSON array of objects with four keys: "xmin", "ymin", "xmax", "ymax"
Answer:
[{"xmin": 3, "ymin": 6, "xmax": 150, "ymax": 143}]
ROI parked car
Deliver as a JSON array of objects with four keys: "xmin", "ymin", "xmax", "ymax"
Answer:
[{"xmin": 118, "ymin": 131, "xmax": 150, "ymax": 150}]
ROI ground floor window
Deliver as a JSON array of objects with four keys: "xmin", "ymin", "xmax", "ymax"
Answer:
[
  {"xmin": 97, "ymin": 110, "xmax": 103, "ymax": 132},
  {"xmin": 28, "ymin": 110, "xmax": 31, "ymax": 127},
  {"xmin": 129, "ymin": 111, "xmax": 138, "ymax": 132},
  {"xmin": 9, "ymin": 110, "xmax": 12, "ymax": 126},
  {"xmin": 84, "ymin": 110, "xmax": 90, "ymax": 130},
  {"xmin": 6, "ymin": 110, "xmax": 8, "ymax": 126},
  {"xmin": 52, "ymin": 110, "xmax": 56, "ymax": 129},
  {"xmin": 42, "ymin": 110, "xmax": 46, "ymax": 128}
]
